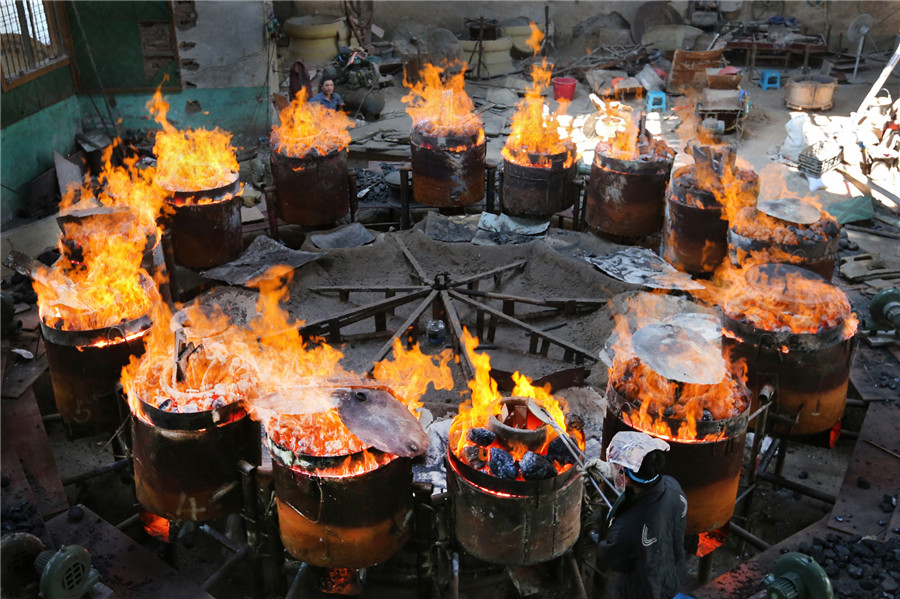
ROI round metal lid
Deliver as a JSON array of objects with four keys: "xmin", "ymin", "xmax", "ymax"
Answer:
[
  {"xmin": 335, "ymin": 387, "xmax": 429, "ymax": 458},
  {"xmin": 757, "ymin": 198, "xmax": 821, "ymax": 225},
  {"xmin": 631, "ymin": 323, "xmax": 725, "ymax": 385}
]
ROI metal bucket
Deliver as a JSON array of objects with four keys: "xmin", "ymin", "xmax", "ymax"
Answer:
[
  {"xmin": 501, "ymin": 146, "xmax": 577, "ymax": 218},
  {"xmin": 132, "ymin": 399, "xmax": 261, "ymax": 521},
  {"xmin": 270, "ymin": 148, "xmax": 349, "ymax": 226},
  {"xmin": 586, "ymin": 150, "xmax": 674, "ymax": 238},
  {"xmin": 162, "ymin": 176, "xmax": 242, "ymax": 269},
  {"xmin": 410, "ymin": 126, "xmax": 485, "ymax": 207},
  {"xmin": 41, "ymin": 314, "xmax": 151, "ymax": 439}
]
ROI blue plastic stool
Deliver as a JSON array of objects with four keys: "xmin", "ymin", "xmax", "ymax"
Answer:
[
  {"xmin": 646, "ymin": 90, "xmax": 667, "ymax": 112},
  {"xmin": 758, "ymin": 70, "xmax": 781, "ymax": 90}
]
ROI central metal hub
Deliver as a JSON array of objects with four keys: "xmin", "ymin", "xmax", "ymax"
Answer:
[{"xmin": 432, "ymin": 273, "xmax": 451, "ymax": 290}]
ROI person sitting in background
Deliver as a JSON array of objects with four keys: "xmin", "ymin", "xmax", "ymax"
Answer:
[
  {"xmin": 596, "ymin": 431, "xmax": 688, "ymax": 599},
  {"xmin": 310, "ymin": 78, "xmax": 344, "ymax": 112}
]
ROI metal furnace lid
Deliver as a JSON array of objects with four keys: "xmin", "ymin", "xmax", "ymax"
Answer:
[
  {"xmin": 757, "ymin": 198, "xmax": 821, "ymax": 225},
  {"xmin": 335, "ymin": 387, "xmax": 429, "ymax": 458},
  {"xmin": 631, "ymin": 323, "xmax": 726, "ymax": 385}
]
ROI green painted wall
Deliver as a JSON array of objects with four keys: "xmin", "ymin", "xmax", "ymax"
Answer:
[
  {"xmin": 66, "ymin": 0, "xmax": 180, "ymax": 92},
  {"xmin": 1, "ymin": 95, "xmax": 82, "ymax": 224},
  {"xmin": 80, "ymin": 87, "xmax": 273, "ymax": 149},
  {"xmin": 1, "ymin": 65, "xmax": 77, "ymax": 128}
]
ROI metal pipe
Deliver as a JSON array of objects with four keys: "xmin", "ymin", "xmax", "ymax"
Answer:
[
  {"xmin": 757, "ymin": 472, "xmax": 837, "ymax": 504},
  {"xmin": 199, "ymin": 524, "xmax": 242, "ymax": 553},
  {"xmin": 451, "ymin": 552, "xmax": 459, "ymax": 599},
  {"xmin": 566, "ymin": 552, "xmax": 589, "ymax": 599},
  {"xmin": 62, "ymin": 459, "xmax": 131, "ymax": 486},
  {"xmin": 201, "ymin": 545, "xmax": 250, "ymax": 590},
  {"xmin": 845, "ymin": 398, "xmax": 866, "ymax": 408},
  {"xmin": 734, "ymin": 482, "xmax": 759, "ymax": 506},
  {"xmin": 730, "ymin": 522, "xmax": 770, "ymax": 551},
  {"xmin": 285, "ymin": 563, "xmax": 308, "ymax": 599},
  {"xmin": 115, "ymin": 513, "xmax": 141, "ymax": 530}
]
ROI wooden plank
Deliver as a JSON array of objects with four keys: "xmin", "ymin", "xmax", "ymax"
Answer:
[
  {"xmin": 1, "ymin": 449, "xmax": 55, "ymax": 547},
  {"xmin": 828, "ymin": 401, "xmax": 900, "ymax": 540},
  {"xmin": 46, "ymin": 506, "xmax": 216, "ymax": 599},
  {"xmin": 1, "ymin": 355, "xmax": 48, "ymax": 398},
  {"xmin": 1, "ymin": 388, "xmax": 68, "ymax": 517}
]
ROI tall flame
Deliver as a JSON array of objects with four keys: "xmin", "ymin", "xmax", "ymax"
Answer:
[
  {"xmin": 271, "ymin": 89, "xmax": 354, "ymax": 158},
  {"xmin": 501, "ymin": 55, "xmax": 574, "ymax": 167},
  {"xmin": 403, "ymin": 61, "xmax": 483, "ymax": 140},
  {"xmin": 147, "ymin": 89, "xmax": 239, "ymax": 192}
]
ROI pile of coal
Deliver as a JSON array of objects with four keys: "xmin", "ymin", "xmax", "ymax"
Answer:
[
  {"xmin": 791, "ymin": 529, "xmax": 900, "ymax": 599},
  {"xmin": 353, "ymin": 168, "xmax": 388, "ymax": 203}
]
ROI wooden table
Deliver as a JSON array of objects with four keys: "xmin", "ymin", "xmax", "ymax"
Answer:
[{"xmin": 726, "ymin": 34, "xmax": 827, "ymax": 80}]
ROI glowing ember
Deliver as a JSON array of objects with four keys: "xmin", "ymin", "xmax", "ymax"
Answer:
[
  {"xmin": 271, "ymin": 89, "xmax": 354, "ymax": 158},
  {"xmin": 140, "ymin": 510, "xmax": 171, "ymax": 542},
  {"xmin": 449, "ymin": 329, "xmax": 584, "ymax": 478},
  {"xmin": 403, "ymin": 61, "xmax": 484, "ymax": 141},
  {"xmin": 147, "ymin": 88, "xmax": 239, "ymax": 193}
]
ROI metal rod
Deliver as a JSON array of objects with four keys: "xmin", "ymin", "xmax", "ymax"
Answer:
[
  {"xmin": 201, "ymin": 545, "xmax": 250, "ymax": 590},
  {"xmin": 366, "ymin": 290, "xmax": 439, "ymax": 372},
  {"xmin": 845, "ymin": 398, "xmax": 867, "ymax": 408},
  {"xmin": 566, "ymin": 552, "xmax": 589, "ymax": 599},
  {"xmin": 451, "ymin": 552, "xmax": 460, "ymax": 599},
  {"xmin": 285, "ymin": 563, "xmax": 308, "ymax": 599},
  {"xmin": 115, "ymin": 513, "xmax": 141, "ymax": 530},
  {"xmin": 200, "ymin": 524, "xmax": 243, "ymax": 553},
  {"xmin": 757, "ymin": 472, "xmax": 837, "ymax": 504},
  {"xmin": 62, "ymin": 459, "xmax": 131, "ymax": 486},
  {"xmin": 729, "ymin": 522, "xmax": 771, "ymax": 551},
  {"xmin": 449, "ymin": 260, "xmax": 528, "ymax": 288},
  {"xmin": 734, "ymin": 482, "xmax": 759, "ymax": 506}
]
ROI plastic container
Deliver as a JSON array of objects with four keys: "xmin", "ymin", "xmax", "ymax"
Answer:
[
  {"xmin": 798, "ymin": 141, "xmax": 842, "ymax": 178},
  {"xmin": 552, "ymin": 77, "xmax": 577, "ymax": 101}
]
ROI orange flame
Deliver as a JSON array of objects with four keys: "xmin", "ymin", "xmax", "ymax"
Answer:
[
  {"xmin": 271, "ymin": 89, "xmax": 354, "ymax": 158},
  {"xmin": 449, "ymin": 329, "xmax": 583, "ymax": 475},
  {"xmin": 122, "ymin": 264, "xmax": 454, "ymax": 478},
  {"xmin": 33, "ymin": 229, "xmax": 159, "ymax": 332},
  {"xmin": 147, "ymin": 88, "xmax": 239, "ymax": 193},
  {"xmin": 403, "ymin": 61, "xmax": 484, "ymax": 140},
  {"xmin": 696, "ymin": 263, "xmax": 858, "ymax": 339},
  {"xmin": 607, "ymin": 294, "xmax": 749, "ymax": 442},
  {"xmin": 501, "ymin": 59, "xmax": 574, "ymax": 167},
  {"xmin": 525, "ymin": 22, "xmax": 544, "ymax": 54}
]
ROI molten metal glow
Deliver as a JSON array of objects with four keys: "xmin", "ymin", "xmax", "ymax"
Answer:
[
  {"xmin": 608, "ymin": 294, "xmax": 748, "ymax": 442},
  {"xmin": 403, "ymin": 61, "xmax": 483, "ymax": 140},
  {"xmin": 140, "ymin": 511, "xmax": 171, "ymax": 542},
  {"xmin": 449, "ymin": 328, "xmax": 583, "ymax": 475},
  {"xmin": 147, "ymin": 88, "xmax": 239, "ymax": 194},
  {"xmin": 501, "ymin": 59, "xmax": 574, "ymax": 168},
  {"xmin": 271, "ymin": 89, "xmax": 354, "ymax": 158}
]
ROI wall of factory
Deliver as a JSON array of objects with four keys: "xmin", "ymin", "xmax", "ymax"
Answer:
[
  {"xmin": 1, "ymin": 1, "xmax": 274, "ymax": 228},
  {"xmin": 282, "ymin": 0, "xmax": 900, "ymax": 52}
]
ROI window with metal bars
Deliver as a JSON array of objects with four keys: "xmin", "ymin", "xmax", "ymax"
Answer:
[{"xmin": 1, "ymin": 0, "xmax": 68, "ymax": 88}]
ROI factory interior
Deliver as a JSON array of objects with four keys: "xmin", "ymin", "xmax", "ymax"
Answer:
[{"xmin": 2, "ymin": 1, "xmax": 900, "ymax": 598}]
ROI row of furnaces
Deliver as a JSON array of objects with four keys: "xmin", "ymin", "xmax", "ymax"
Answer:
[{"xmin": 35, "ymin": 262, "xmax": 857, "ymax": 597}]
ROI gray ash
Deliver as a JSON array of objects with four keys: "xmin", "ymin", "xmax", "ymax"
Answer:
[{"xmin": 353, "ymin": 168, "xmax": 389, "ymax": 203}]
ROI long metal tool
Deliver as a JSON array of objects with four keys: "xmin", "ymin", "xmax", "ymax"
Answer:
[{"xmin": 526, "ymin": 398, "xmax": 618, "ymax": 508}]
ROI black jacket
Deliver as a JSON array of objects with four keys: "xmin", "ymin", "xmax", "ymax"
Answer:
[{"xmin": 596, "ymin": 475, "xmax": 688, "ymax": 599}]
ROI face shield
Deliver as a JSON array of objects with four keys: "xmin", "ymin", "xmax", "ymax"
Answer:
[{"xmin": 606, "ymin": 431, "xmax": 670, "ymax": 490}]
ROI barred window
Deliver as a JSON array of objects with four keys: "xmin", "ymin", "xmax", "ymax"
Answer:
[{"xmin": 1, "ymin": 0, "xmax": 68, "ymax": 88}]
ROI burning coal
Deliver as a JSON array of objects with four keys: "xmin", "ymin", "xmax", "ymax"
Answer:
[{"xmin": 449, "ymin": 329, "xmax": 584, "ymax": 480}]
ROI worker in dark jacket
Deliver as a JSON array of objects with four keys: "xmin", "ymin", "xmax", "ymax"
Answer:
[
  {"xmin": 596, "ymin": 431, "xmax": 688, "ymax": 599},
  {"xmin": 309, "ymin": 78, "xmax": 344, "ymax": 112}
]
